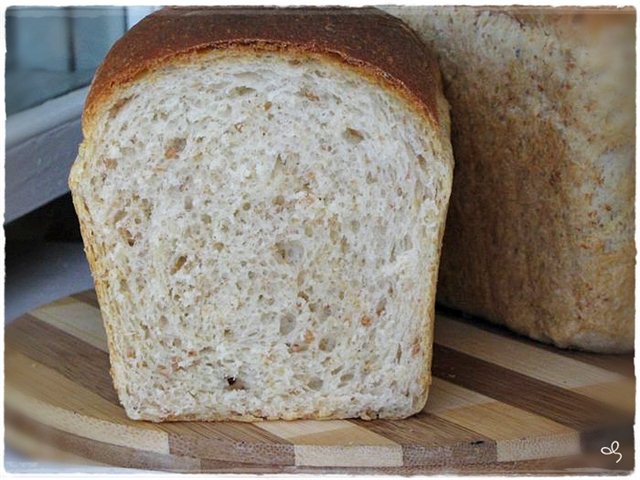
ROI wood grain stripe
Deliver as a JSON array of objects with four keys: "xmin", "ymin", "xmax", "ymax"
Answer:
[
  {"xmin": 257, "ymin": 420, "xmax": 402, "ymax": 467},
  {"xmin": 6, "ymin": 408, "xmax": 200, "ymax": 473},
  {"xmin": 7, "ymin": 314, "xmax": 119, "ymax": 404},
  {"xmin": 5, "ymin": 350, "xmax": 169, "ymax": 454},
  {"xmin": 432, "ymin": 344, "xmax": 628, "ymax": 431},
  {"xmin": 436, "ymin": 308, "xmax": 634, "ymax": 377},
  {"xmin": 163, "ymin": 422, "xmax": 295, "ymax": 465},
  {"xmin": 72, "ymin": 289, "xmax": 101, "ymax": 309},
  {"xmin": 5, "ymin": 424, "xmax": 109, "ymax": 468},
  {"xmin": 362, "ymin": 412, "xmax": 497, "ymax": 466},
  {"xmin": 426, "ymin": 376, "xmax": 494, "ymax": 412},
  {"xmin": 574, "ymin": 381, "xmax": 635, "ymax": 414},
  {"xmin": 424, "ymin": 379, "xmax": 579, "ymax": 462},
  {"xmin": 31, "ymin": 297, "xmax": 108, "ymax": 351},
  {"xmin": 293, "ymin": 445, "xmax": 403, "ymax": 467},
  {"xmin": 435, "ymin": 315, "xmax": 622, "ymax": 388}
]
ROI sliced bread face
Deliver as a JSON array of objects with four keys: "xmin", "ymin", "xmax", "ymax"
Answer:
[{"xmin": 70, "ymin": 47, "xmax": 453, "ymax": 421}]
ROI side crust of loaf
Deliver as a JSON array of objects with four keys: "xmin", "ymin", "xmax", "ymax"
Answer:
[
  {"xmin": 385, "ymin": 6, "xmax": 635, "ymax": 352},
  {"xmin": 70, "ymin": 7, "xmax": 453, "ymax": 421}
]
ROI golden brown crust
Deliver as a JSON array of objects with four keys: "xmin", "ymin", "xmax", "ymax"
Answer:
[{"xmin": 83, "ymin": 6, "xmax": 441, "ymax": 135}]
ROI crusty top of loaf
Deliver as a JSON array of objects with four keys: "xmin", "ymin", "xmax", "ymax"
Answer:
[{"xmin": 83, "ymin": 6, "xmax": 442, "ymax": 134}]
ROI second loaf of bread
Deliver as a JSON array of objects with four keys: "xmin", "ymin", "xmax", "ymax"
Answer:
[{"xmin": 386, "ymin": 6, "xmax": 635, "ymax": 352}]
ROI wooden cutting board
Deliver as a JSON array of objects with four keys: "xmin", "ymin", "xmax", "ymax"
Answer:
[{"xmin": 5, "ymin": 290, "xmax": 634, "ymax": 473}]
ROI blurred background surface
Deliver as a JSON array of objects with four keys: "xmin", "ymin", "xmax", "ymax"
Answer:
[{"xmin": 4, "ymin": 7, "xmax": 158, "ymax": 472}]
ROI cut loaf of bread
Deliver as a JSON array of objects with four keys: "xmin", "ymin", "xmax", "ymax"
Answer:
[
  {"xmin": 69, "ymin": 7, "xmax": 453, "ymax": 421},
  {"xmin": 385, "ymin": 6, "xmax": 635, "ymax": 353}
]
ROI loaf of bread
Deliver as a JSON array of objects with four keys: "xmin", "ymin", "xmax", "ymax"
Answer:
[
  {"xmin": 68, "ymin": 7, "xmax": 453, "ymax": 421},
  {"xmin": 384, "ymin": 6, "xmax": 635, "ymax": 352}
]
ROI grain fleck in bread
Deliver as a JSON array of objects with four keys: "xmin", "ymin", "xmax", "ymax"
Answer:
[
  {"xmin": 68, "ymin": 7, "xmax": 454, "ymax": 421},
  {"xmin": 384, "ymin": 6, "xmax": 635, "ymax": 352}
]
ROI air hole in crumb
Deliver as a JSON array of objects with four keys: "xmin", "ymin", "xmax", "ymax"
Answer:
[
  {"xmin": 339, "ymin": 373, "xmax": 354, "ymax": 386},
  {"xmin": 361, "ymin": 315, "xmax": 372, "ymax": 327},
  {"xmin": 103, "ymin": 158, "xmax": 117, "ymax": 170},
  {"xmin": 184, "ymin": 197, "xmax": 193, "ymax": 211},
  {"xmin": 340, "ymin": 237, "xmax": 348, "ymax": 254},
  {"xmin": 279, "ymin": 313, "xmax": 296, "ymax": 335},
  {"xmin": 319, "ymin": 305, "xmax": 332, "ymax": 321},
  {"xmin": 172, "ymin": 338, "xmax": 182, "ymax": 348},
  {"xmin": 230, "ymin": 86, "xmax": 255, "ymax": 96},
  {"xmin": 263, "ymin": 101, "xmax": 273, "ymax": 111},
  {"xmin": 308, "ymin": 377, "xmax": 323, "ymax": 390},
  {"xmin": 119, "ymin": 228, "xmax": 135, "ymax": 246},
  {"xmin": 303, "ymin": 330, "xmax": 314, "ymax": 343},
  {"xmin": 304, "ymin": 222, "xmax": 313, "ymax": 237},
  {"xmin": 338, "ymin": 291, "xmax": 345, "ymax": 300},
  {"xmin": 319, "ymin": 337, "xmax": 336, "ymax": 352},
  {"xmin": 297, "ymin": 291, "xmax": 309, "ymax": 302},
  {"xmin": 366, "ymin": 172, "xmax": 376, "ymax": 184},
  {"xmin": 274, "ymin": 241, "xmax": 304, "ymax": 264},
  {"xmin": 350, "ymin": 220, "xmax": 360, "ymax": 233},
  {"xmin": 171, "ymin": 256, "xmax": 187, "ymax": 274},
  {"xmin": 271, "ymin": 155, "xmax": 284, "ymax": 178},
  {"xmin": 272, "ymin": 195, "xmax": 285, "ymax": 206},
  {"xmin": 159, "ymin": 316, "xmax": 168, "ymax": 327},
  {"xmin": 108, "ymin": 96, "xmax": 132, "ymax": 119},
  {"xmin": 242, "ymin": 202, "xmax": 251, "ymax": 211},
  {"xmin": 213, "ymin": 242, "xmax": 225, "ymax": 252},
  {"xmin": 403, "ymin": 234, "xmax": 413, "ymax": 251},
  {"xmin": 113, "ymin": 210, "xmax": 126, "ymax": 225},
  {"xmin": 415, "ymin": 179, "xmax": 427, "ymax": 205},
  {"xmin": 202, "ymin": 214, "xmax": 212, "ymax": 224},
  {"xmin": 299, "ymin": 88, "xmax": 319, "ymax": 101},
  {"xmin": 288, "ymin": 343, "xmax": 307, "ymax": 353},
  {"xmin": 344, "ymin": 127, "xmax": 364, "ymax": 143},
  {"xmin": 396, "ymin": 345, "xmax": 403, "ymax": 362},
  {"xmin": 164, "ymin": 137, "xmax": 186, "ymax": 159},
  {"xmin": 376, "ymin": 298, "xmax": 387, "ymax": 316},
  {"xmin": 417, "ymin": 154, "xmax": 427, "ymax": 172},
  {"xmin": 225, "ymin": 376, "xmax": 246, "ymax": 390}
]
